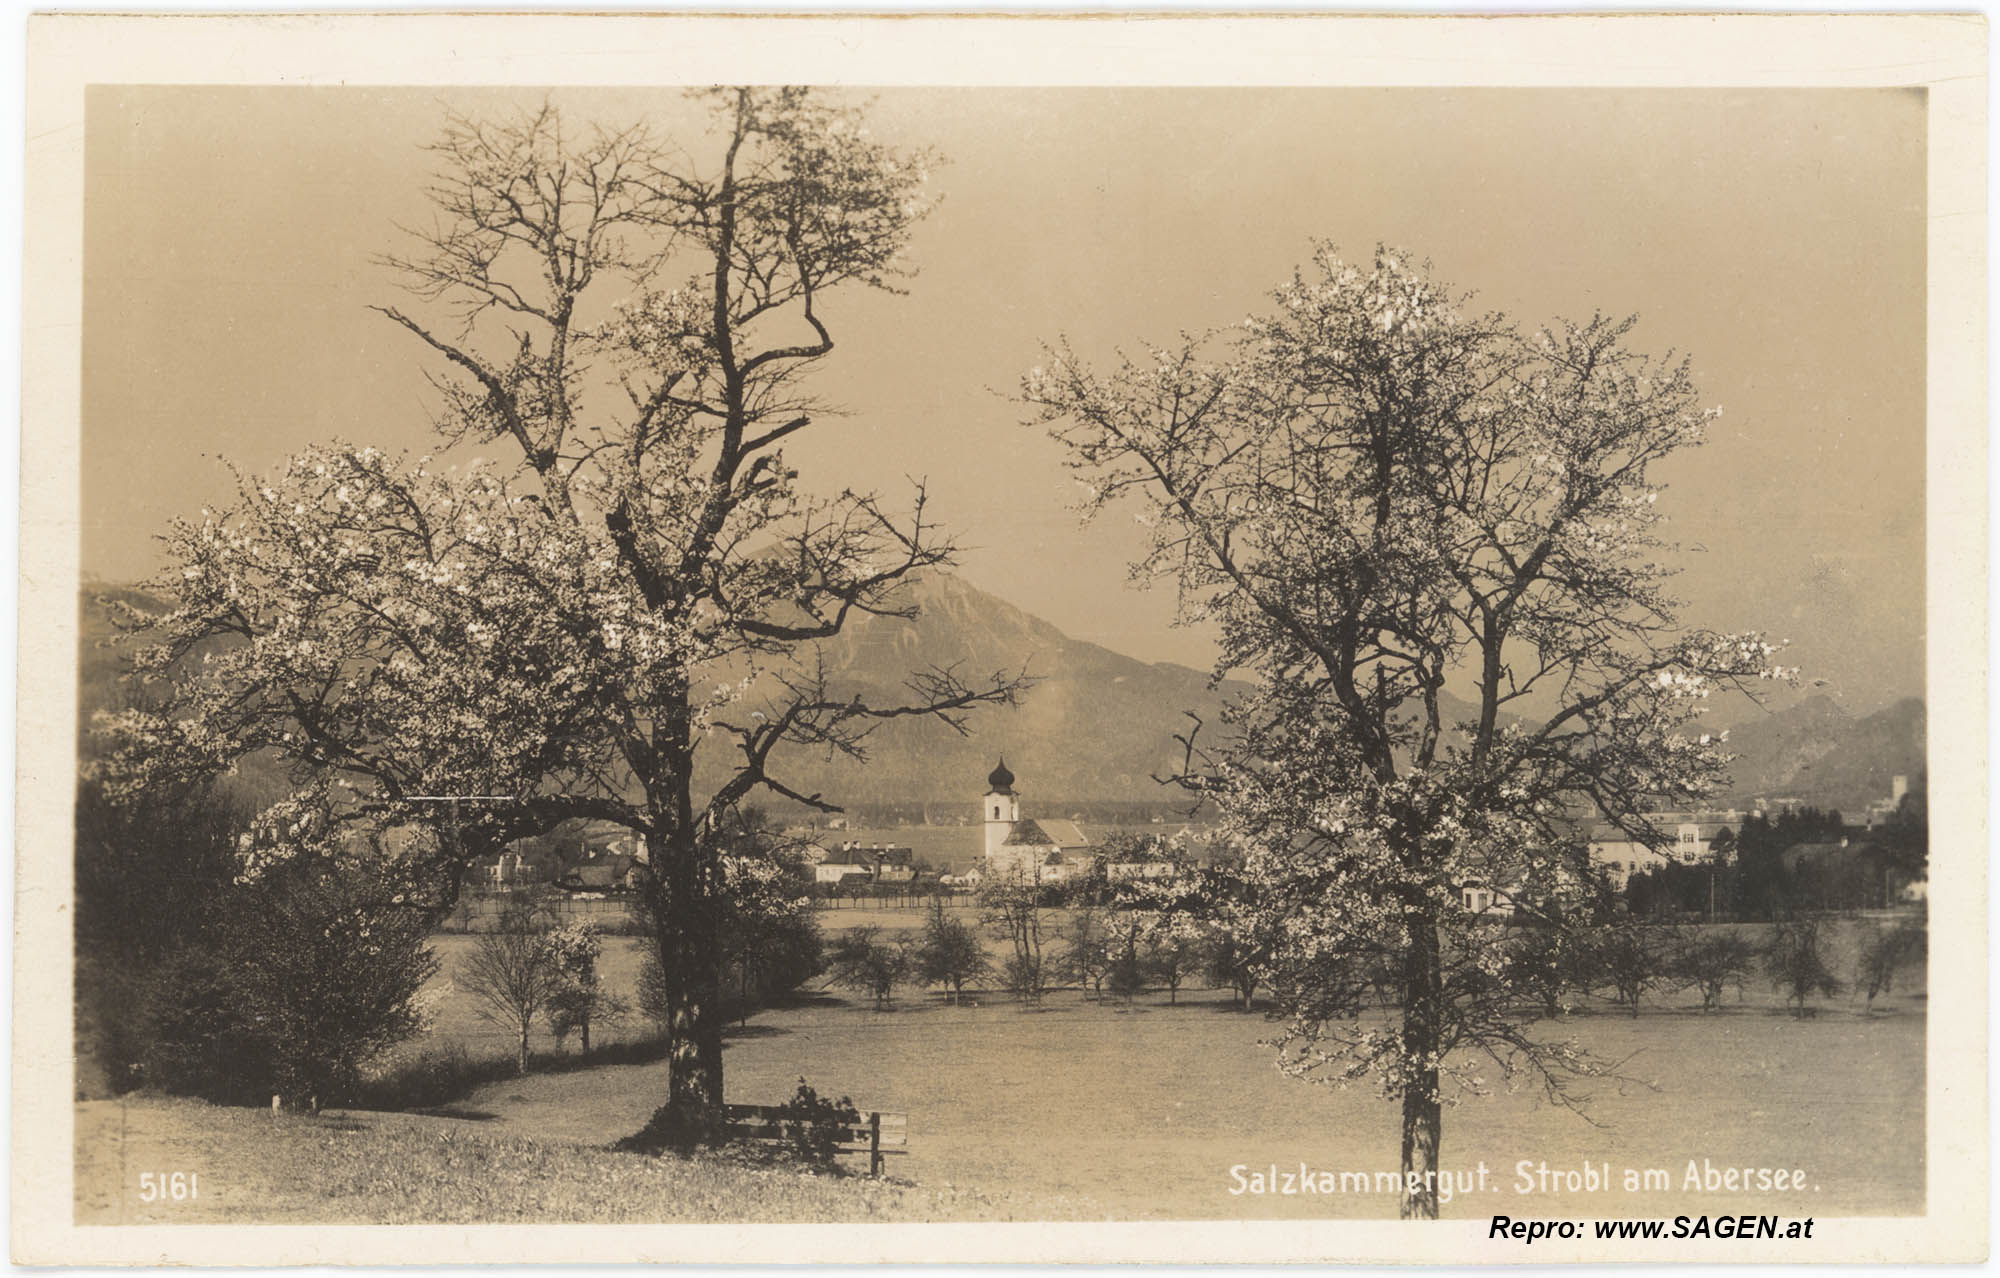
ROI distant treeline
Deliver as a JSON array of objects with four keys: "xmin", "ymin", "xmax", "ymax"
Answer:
[{"xmin": 1624, "ymin": 805, "xmax": 1927, "ymax": 921}]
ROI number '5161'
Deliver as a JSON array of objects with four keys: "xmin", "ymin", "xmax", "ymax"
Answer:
[{"xmin": 138, "ymin": 1172, "xmax": 198, "ymax": 1202}]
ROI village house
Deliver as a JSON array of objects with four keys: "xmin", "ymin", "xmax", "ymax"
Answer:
[
  {"xmin": 804, "ymin": 840, "xmax": 917, "ymax": 888},
  {"xmin": 1459, "ymin": 878, "xmax": 1516, "ymax": 917},
  {"xmin": 1587, "ymin": 810, "xmax": 1741, "ymax": 888}
]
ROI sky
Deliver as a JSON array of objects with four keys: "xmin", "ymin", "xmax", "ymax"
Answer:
[{"xmin": 82, "ymin": 86, "xmax": 1926, "ymax": 714}]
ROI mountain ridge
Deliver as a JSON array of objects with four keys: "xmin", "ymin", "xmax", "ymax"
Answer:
[{"xmin": 76, "ymin": 575, "xmax": 1925, "ymax": 816}]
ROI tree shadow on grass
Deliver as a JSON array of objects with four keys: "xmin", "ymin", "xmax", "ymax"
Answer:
[
  {"xmin": 721, "ymin": 1023, "xmax": 794, "ymax": 1041},
  {"xmin": 1203, "ymin": 1000, "xmax": 1267, "ymax": 1016},
  {"xmin": 412, "ymin": 1106, "xmax": 502, "ymax": 1121},
  {"xmin": 297, "ymin": 1115, "xmax": 367, "ymax": 1132},
  {"xmin": 763, "ymin": 990, "xmax": 847, "ymax": 1012}
]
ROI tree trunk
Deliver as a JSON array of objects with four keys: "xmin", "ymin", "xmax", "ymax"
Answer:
[
  {"xmin": 637, "ymin": 826, "xmax": 727, "ymax": 1148},
  {"xmin": 1399, "ymin": 920, "xmax": 1444, "ymax": 1220},
  {"xmin": 580, "ymin": 1017, "xmax": 590, "ymax": 1055},
  {"xmin": 518, "ymin": 1025, "xmax": 529, "ymax": 1075}
]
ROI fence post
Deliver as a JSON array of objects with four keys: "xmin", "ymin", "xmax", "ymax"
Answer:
[{"xmin": 869, "ymin": 1111, "xmax": 882, "ymax": 1177}]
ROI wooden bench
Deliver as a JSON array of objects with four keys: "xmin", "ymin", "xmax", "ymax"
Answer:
[{"xmin": 720, "ymin": 1103, "xmax": 908, "ymax": 1176}]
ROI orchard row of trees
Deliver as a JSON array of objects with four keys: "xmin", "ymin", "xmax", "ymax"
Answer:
[
  {"xmin": 822, "ymin": 890, "xmax": 1241, "ymax": 1009},
  {"xmin": 825, "ymin": 877, "xmax": 1924, "ymax": 1024},
  {"xmin": 1504, "ymin": 915, "xmax": 1924, "ymax": 1020}
]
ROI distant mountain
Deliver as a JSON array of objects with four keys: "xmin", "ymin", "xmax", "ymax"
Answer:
[
  {"xmin": 78, "ymin": 575, "xmax": 1251, "ymax": 813},
  {"xmin": 731, "ymin": 572, "xmax": 1250, "ymax": 810},
  {"xmin": 1714, "ymin": 694, "xmax": 1926, "ymax": 812},
  {"xmin": 78, "ymin": 579, "xmax": 1925, "ymax": 819}
]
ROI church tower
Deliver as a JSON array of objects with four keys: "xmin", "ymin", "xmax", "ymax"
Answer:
[{"xmin": 982, "ymin": 758, "xmax": 1020, "ymax": 860}]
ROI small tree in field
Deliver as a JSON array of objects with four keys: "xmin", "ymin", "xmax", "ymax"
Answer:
[
  {"xmin": 461, "ymin": 902, "xmax": 559, "ymax": 1073},
  {"xmin": 911, "ymin": 898, "xmax": 987, "ymax": 1003},
  {"xmin": 1125, "ymin": 857, "xmax": 1276, "ymax": 1009},
  {"xmin": 688, "ymin": 810, "xmax": 825, "ymax": 1024},
  {"xmin": 1765, "ymin": 918, "xmax": 1843, "ymax": 1018},
  {"xmin": 1505, "ymin": 924, "xmax": 1593, "ymax": 1018},
  {"xmin": 1102, "ymin": 911, "xmax": 1151, "ymax": 1005},
  {"xmin": 1857, "ymin": 917, "xmax": 1926, "ymax": 1009},
  {"xmin": 979, "ymin": 877, "xmax": 1049, "ymax": 1004},
  {"xmin": 1056, "ymin": 904, "xmax": 1112, "ymax": 999},
  {"xmin": 1589, "ymin": 923, "xmax": 1669, "ymax": 1016},
  {"xmin": 544, "ymin": 922, "xmax": 627, "ymax": 1053},
  {"xmin": 1142, "ymin": 917, "xmax": 1205, "ymax": 1006},
  {"xmin": 1671, "ymin": 930, "xmax": 1758, "ymax": 1011},
  {"xmin": 1028, "ymin": 245, "xmax": 1789, "ymax": 1216},
  {"xmin": 825, "ymin": 927, "xmax": 911, "ymax": 1010}
]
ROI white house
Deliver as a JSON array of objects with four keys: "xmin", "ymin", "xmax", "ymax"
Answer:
[
  {"xmin": 812, "ymin": 860, "xmax": 874, "ymax": 887},
  {"xmin": 1587, "ymin": 811, "xmax": 1739, "ymax": 888},
  {"xmin": 1459, "ymin": 878, "xmax": 1517, "ymax": 917}
]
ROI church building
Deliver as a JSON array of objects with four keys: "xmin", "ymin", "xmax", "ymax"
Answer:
[{"xmin": 981, "ymin": 758, "xmax": 1092, "ymax": 884}]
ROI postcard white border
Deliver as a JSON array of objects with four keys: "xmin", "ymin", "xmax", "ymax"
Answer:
[{"xmin": 17, "ymin": 11, "xmax": 1988, "ymax": 1266}]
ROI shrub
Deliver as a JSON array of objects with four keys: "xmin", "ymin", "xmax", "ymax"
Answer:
[
  {"xmin": 235, "ymin": 864, "xmax": 441, "ymax": 1110},
  {"xmin": 353, "ymin": 1031, "xmax": 676, "ymax": 1112},
  {"xmin": 74, "ymin": 773, "xmax": 243, "ymax": 1096},
  {"xmin": 113, "ymin": 854, "xmax": 438, "ymax": 1112},
  {"xmin": 774, "ymin": 1077, "xmax": 863, "ymax": 1170},
  {"xmin": 352, "ymin": 1041, "xmax": 500, "ymax": 1111},
  {"xmin": 135, "ymin": 943, "xmax": 277, "ymax": 1104}
]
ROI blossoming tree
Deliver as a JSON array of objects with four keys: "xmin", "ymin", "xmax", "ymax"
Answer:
[
  {"xmin": 108, "ymin": 89, "xmax": 1021, "ymax": 1146},
  {"xmin": 1024, "ymin": 246, "xmax": 1791, "ymax": 1217}
]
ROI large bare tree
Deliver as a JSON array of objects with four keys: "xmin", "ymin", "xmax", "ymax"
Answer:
[{"xmin": 108, "ymin": 88, "xmax": 1021, "ymax": 1145}]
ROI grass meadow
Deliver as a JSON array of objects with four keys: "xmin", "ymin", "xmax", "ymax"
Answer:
[
  {"xmin": 73, "ymin": 1096, "xmax": 1062, "ymax": 1224},
  {"xmin": 80, "ymin": 909, "xmax": 1926, "ymax": 1223}
]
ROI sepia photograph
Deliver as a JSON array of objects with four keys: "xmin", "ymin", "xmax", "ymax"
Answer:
[{"xmin": 16, "ymin": 12, "xmax": 1987, "ymax": 1267}]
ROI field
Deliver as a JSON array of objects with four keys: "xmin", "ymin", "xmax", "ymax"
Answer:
[
  {"xmin": 82, "ymin": 913, "xmax": 1925, "ymax": 1223},
  {"xmin": 385, "ymin": 915, "xmax": 1924, "ymax": 1220},
  {"xmin": 73, "ymin": 1096, "xmax": 1067, "ymax": 1224}
]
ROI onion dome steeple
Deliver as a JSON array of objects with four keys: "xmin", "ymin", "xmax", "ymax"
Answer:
[{"xmin": 986, "ymin": 757, "xmax": 1015, "ymax": 794}]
